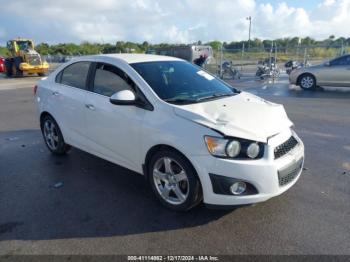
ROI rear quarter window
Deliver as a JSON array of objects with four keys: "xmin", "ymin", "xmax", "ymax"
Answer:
[{"xmin": 56, "ymin": 62, "xmax": 91, "ymax": 90}]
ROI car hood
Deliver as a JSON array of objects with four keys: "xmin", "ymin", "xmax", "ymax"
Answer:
[
  {"xmin": 291, "ymin": 64, "xmax": 323, "ymax": 77},
  {"xmin": 173, "ymin": 92, "xmax": 293, "ymax": 143}
]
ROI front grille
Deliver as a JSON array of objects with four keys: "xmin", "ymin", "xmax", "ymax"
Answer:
[
  {"xmin": 274, "ymin": 136, "xmax": 298, "ymax": 159},
  {"xmin": 278, "ymin": 158, "xmax": 303, "ymax": 186},
  {"xmin": 27, "ymin": 55, "xmax": 41, "ymax": 66}
]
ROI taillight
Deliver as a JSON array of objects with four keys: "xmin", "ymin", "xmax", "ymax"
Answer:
[{"xmin": 33, "ymin": 85, "xmax": 38, "ymax": 95}]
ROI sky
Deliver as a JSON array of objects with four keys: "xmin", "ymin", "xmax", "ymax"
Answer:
[{"xmin": 0, "ymin": 0, "xmax": 349, "ymax": 45}]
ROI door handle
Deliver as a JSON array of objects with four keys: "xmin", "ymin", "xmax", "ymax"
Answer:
[
  {"xmin": 52, "ymin": 91, "xmax": 60, "ymax": 96},
  {"xmin": 85, "ymin": 104, "xmax": 95, "ymax": 110}
]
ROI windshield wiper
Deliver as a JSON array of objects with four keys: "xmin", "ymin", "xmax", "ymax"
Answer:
[
  {"xmin": 195, "ymin": 93, "xmax": 235, "ymax": 102},
  {"xmin": 164, "ymin": 93, "xmax": 235, "ymax": 104},
  {"xmin": 164, "ymin": 98, "xmax": 197, "ymax": 104}
]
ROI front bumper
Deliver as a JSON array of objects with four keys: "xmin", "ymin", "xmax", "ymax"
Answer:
[
  {"xmin": 19, "ymin": 62, "xmax": 49, "ymax": 74},
  {"xmin": 191, "ymin": 128, "xmax": 304, "ymax": 206}
]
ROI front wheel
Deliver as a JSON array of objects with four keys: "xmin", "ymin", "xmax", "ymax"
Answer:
[
  {"xmin": 4, "ymin": 59, "xmax": 13, "ymax": 77},
  {"xmin": 41, "ymin": 115, "xmax": 71, "ymax": 155},
  {"xmin": 255, "ymin": 69, "xmax": 262, "ymax": 77},
  {"xmin": 299, "ymin": 74, "xmax": 316, "ymax": 90},
  {"xmin": 272, "ymin": 69, "xmax": 280, "ymax": 78},
  {"xmin": 148, "ymin": 150, "xmax": 202, "ymax": 211}
]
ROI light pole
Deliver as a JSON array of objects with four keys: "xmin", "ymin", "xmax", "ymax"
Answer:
[{"xmin": 246, "ymin": 16, "xmax": 252, "ymax": 50}]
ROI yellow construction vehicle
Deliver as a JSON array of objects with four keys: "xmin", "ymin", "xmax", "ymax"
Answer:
[{"xmin": 3, "ymin": 38, "xmax": 49, "ymax": 77}]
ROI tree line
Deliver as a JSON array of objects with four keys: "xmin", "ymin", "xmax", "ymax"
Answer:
[{"xmin": 0, "ymin": 36, "xmax": 349, "ymax": 57}]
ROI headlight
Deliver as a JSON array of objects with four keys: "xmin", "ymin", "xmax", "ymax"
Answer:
[
  {"xmin": 204, "ymin": 136, "xmax": 264, "ymax": 159},
  {"xmin": 226, "ymin": 140, "xmax": 241, "ymax": 157},
  {"xmin": 247, "ymin": 143, "xmax": 260, "ymax": 159}
]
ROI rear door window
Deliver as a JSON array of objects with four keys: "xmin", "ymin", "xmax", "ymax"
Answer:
[{"xmin": 57, "ymin": 62, "xmax": 91, "ymax": 90}]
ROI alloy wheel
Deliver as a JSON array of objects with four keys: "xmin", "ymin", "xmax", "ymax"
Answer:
[
  {"xmin": 43, "ymin": 119, "xmax": 59, "ymax": 150},
  {"xmin": 300, "ymin": 76, "xmax": 314, "ymax": 89},
  {"xmin": 153, "ymin": 157, "xmax": 190, "ymax": 205}
]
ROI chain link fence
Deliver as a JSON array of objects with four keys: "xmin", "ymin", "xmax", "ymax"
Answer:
[
  {"xmin": 42, "ymin": 54, "xmax": 79, "ymax": 64},
  {"xmin": 205, "ymin": 44, "xmax": 350, "ymax": 77},
  {"xmin": 41, "ymin": 44, "xmax": 350, "ymax": 77},
  {"xmin": 41, "ymin": 54, "xmax": 81, "ymax": 71}
]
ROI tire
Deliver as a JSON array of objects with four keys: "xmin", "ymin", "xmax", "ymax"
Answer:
[
  {"xmin": 299, "ymin": 74, "xmax": 316, "ymax": 90},
  {"xmin": 256, "ymin": 68, "xmax": 264, "ymax": 78},
  {"xmin": 40, "ymin": 115, "xmax": 71, "ymax": 155},
  {"xmin": 13, "ymin": 57, "xmax": 23, "ymax": 77},
  {"xmin": 148, "ymin": 150, "xmax": 202, "ymax": 211},
  {"xmin": 15, "ymin": 69, "xmax": 23, "ymax": 77},
  {"xmin": 222, "ymin": 69, "xmax": 232, "ymax": 80},
  {"xmin": 4, "ymin": 59, "xmax": 13, "ymax": 77},
  {"xmin": 255, "ymin": 69, "xmax": 261, "ymax": 77},
  {"xmin": 273, "ymin": 69, "xmax": 280, "ymax": 78},
  {"xmin": 38, "ymin": 73, "xmax": 46, "ymax": 77}
]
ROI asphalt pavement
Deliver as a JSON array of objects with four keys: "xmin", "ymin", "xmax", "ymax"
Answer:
[{"xmin": 0, "ymin": 74, "xmax": 349, "ymax": 255}]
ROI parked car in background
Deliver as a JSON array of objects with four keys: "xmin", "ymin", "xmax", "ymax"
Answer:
[
  {"xmin": 0, "ymin": 56, "xmax": 5, "ymax": 73},
  {"xmin": 289, "ymin": 54, "xmax": 350, "ymax": 90},
  {"xmin": 35, "ymin": 54, "xmax": 304, "ymax": 211}
]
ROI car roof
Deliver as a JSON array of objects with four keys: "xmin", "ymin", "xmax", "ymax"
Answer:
[{"xmin": 95, "ymin": 53, "xmax": 183, "ymax": 64}]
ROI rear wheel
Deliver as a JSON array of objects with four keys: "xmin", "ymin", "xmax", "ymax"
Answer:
[
  {"xmin": 299, "ymin": 74, "xmax": 316, "ymax": 90},
  {"xmin": 148, "ymin": 150, "xmax": 202, "ymax": 211},
  {"xmin": 41, "ymin": 115, "xmax": 71, "ymax": 155}
]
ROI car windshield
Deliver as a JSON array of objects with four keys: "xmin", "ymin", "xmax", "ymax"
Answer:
[
  {"xmin": 131, "ymin": 61, "xmax": 239, "ymax": 104},
  {"xmin": 17, "ymin": 41, "xmax": 32, "ymax": 50}
]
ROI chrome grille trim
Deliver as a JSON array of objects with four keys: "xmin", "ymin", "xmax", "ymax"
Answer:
[
  {"xmin": 278, "ymin": 157, "xmax": 303, "ymax": 186},
  {"xmin": 274, "ymin": 135, "xmax": 298, "ymax": 159}
]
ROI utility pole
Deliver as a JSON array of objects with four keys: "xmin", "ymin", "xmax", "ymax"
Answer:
[
  {"xmin": 220, "ymin": 44, "xmax": 223, "ymax": 78},
  {"xmin": 246, "ymin": 16, "xmax": 252, "ymax": 50},
  {"xmin": 296, "ymin": 37, "xmax": 301, "ymax": 61},
  {"xmin": 275, "ymin": 42, "xmax": 277, "ymax": 66},
  {"xmin": 241, "ymin": 42, "xmax": 245, "ymax": 72},
  {"xmin": 269, "ymin": 41, "xmax": 273, "ymax": 70}
]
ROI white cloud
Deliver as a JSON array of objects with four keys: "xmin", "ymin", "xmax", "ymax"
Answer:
[
  {"xmin": 0, "ymin": 0, "xmax": 349, "ymax": 44},
  {"xmin": 253, "ymin": 3, "xmax": 313, "ymax": 39}
]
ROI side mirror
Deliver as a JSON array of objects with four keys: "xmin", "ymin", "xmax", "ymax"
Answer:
[{"xmin": 110, "ymin": 90, "xmax": 136, "ymax": 105}]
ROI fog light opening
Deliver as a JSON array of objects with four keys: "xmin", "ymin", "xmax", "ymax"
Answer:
[{"xmin": 230, "ymin": 182, "xmax": 247, "ymax": 195}]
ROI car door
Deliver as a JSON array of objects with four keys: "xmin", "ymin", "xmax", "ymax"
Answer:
[
  {"xmin": 51, "ymin": 61, "xmax": 91, "ymax": 146},
  {"xmin": 84, "ymin": 61, "xmax": 147, "ymax": 171},
  {"xmin": 338, "ymin": 55, "xmax": 350, "ymax": 87},
  {"xmin": 321, "ymin": 56, "xmax": 350, "ymax": 86}
]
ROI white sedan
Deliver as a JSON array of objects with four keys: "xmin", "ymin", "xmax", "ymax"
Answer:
[{"xmin": 35, "ymin": 54, "xmax": 304, "ymax": 211}]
